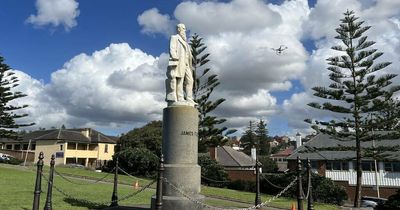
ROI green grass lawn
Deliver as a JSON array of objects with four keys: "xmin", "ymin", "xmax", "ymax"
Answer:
[
  {"xmin": 0, "ymin": 164, "xmax": 155, "ymax": 210},
  {"xmin": 201, "ymin": 186, "xmax": 339, "ymax": 210},
  {"xmin": 0, "ymin": 164, "xmax": 340, "ymax": 210}
]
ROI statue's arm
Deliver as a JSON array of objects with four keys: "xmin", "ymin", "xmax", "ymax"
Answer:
[{"xmin": 169, "ymin": 36, "xmax": 179, "ymax": 61}]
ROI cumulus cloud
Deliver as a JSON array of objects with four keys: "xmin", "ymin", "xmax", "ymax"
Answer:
[
  {"xmin": 174, "ymin": 0, "xmax": 283, "ymax": 35},
  {"xmin": 137, "ymin": 8, "xmax": 175, "ymax": 37},
  {"xmin": 13, "ymin": 43, "xmax": 166, "ymax": 131},
  {"xmin": 27, "ymin": 0, "xmax": 80, "ymax": 31},
  {"xmin": 11, "ymin": 70, "xmax": 68, "ymax": 130}
]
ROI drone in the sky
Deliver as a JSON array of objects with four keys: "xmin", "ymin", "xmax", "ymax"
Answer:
[{"xmin": 271, "ymin": 45, "xmax": 288, "ymax": 55}]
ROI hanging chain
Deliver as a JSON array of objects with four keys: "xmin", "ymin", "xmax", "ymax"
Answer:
[
  {"xmin": 54, "ymin": 167, "xmax": 114, "ymax": 185},
  {"xmin": 117, "ymin": 166, "xmax": 152, "ymax": 182},
  {"xmin": 164, "ymin": 177, "xmax": 297, "ymax": 210},
  {"xmin": 42, "ymin": 173, "xmax": 156, "ymax": 207},
  {"xmin": 259, "ymin": 174, "xmax": 287, "ymax": 189},
  {"xmin": 201, "ymin": 175, "xmax": 231, "ymax": 183}
]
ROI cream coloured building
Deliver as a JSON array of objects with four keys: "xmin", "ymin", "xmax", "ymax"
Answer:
[{"xmin": 1, "ymin": 128, "xmax": 117, "ymax": 168}]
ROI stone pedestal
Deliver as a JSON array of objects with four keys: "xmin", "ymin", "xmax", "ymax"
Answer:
[{"xmin": 151, "ymin": 105, "xmax": 204, "ymax": 210}]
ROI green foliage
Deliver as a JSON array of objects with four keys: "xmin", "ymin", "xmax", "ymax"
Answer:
[
  {"xmin": 377, "ymin": 189, "xmax": 400, "ymax": 210},
  {"xmin": 118, "ymin": 121, "xmax": 162, "ymax": 176},
  {"xmin": 262, "ymin": 172, "xmax": 347, "ymax": 205},
  {"xmin": 119, "ymin": 121, "xmax": 162, "ymax": 156},
  {"xmin": 375, "ymin": 98, "xmax": 400, "ymax": 131},
  {"xmin": 190, "ymin": 34, "xmax": 236, "ymax": 152},
  {"xmin": 305, "ymin": 10, "xmax": 400, "ymax": 206},
  {"xmin": 255, "ymin": 119, "xmax": 271, "ymax": 155},
  {"xmin": 258, "ymin": 156, "xmax": 278, "ymax": 173},
  {"xmin": 117, "ymin": 147, "xmax": 159, "ymax": 177},
  {"xmin": 312, "ymin": 175, "xmax": 348, "ymax": 205},
  {"xmin": 198, "ymin": 155, "xmax": 229, "ymax": 187},
  {"xmin": 0, "ymin": 56, "xmax": 34, "ymax": 138},
  {"xmin": 240, "ymin": 121, "xmax": 256, "ymax": 155}
]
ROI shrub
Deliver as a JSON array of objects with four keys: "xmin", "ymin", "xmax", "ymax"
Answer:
[
  {"xmin": 312, "ymin": 175, "xmax": 347, "ymax": 205},
  {"xmin": 198, "ymin": 155, "xmax": 229, "ymax": 187},
  {"xmin": 117, "ymin": 147, "xmax": 159, "ymax": 177},
  {"xmin": 260, "ymin": 172, "xmax": 347, "ymax": 205}
]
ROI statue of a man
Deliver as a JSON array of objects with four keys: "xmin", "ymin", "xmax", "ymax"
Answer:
[{"xmin": 165, "ymin": 23, "xmax": 196, "ymax": 106}]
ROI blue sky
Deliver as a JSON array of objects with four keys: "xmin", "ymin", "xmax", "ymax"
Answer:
[{"xmin": 1, "ymin": 0, "xmax": 399, "ymax": 137}]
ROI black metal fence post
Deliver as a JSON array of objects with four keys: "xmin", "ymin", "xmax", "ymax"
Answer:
[
  {"xmin": 110, "ymin": 156, "xmax": 119, "ymax": 207},
  {"xmin": 255, "ymin": 158, "xmax": 261, "ymax": 207},
  {"xmin": 297, "ymin": 157, "xmax": 304, "ymax": 210},
  {"xmin": 155, "ymin": 154, "xmax": 165, "ymax": 210},
  {"xmin": 32, "ymin": 152, "xmax": 44, "ymax": 210},
  {"xmin": 44, "ymin": 154, "xmax": 55, "ymax": 210},
  {"xmin": 307, "ymin": 159, "xmax": 314, "ymax": 210}
]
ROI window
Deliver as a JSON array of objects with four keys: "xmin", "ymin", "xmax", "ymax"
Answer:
[
  {"xmin": 22, "ymin": 144, "xmax": 29, "ymax": 150},
  {"xmin": 361, "ymin": 161, "xmax": 376, "ymax": 171},
  {"xmin": 77, "ymin": 143, "xmax": 87, "ymax": 150},
  {"xmin": 6, "ymin": 144, "xmax": 12, "ymax": 150},
  {"xmin": 326, "ymin": 161, "xmax": 349, "ymax": 171},
  {"xmin": 14, "ymin": 144, "xmax": 21, "ymax": 150},
  {"xmin": 384, "ymin": 162, "xmax": 400, "ymax": 172},
  {"xmin": 104, "ymin": 144, "xmax": 108, "ymax": 153},
  {"xmin": 60, "ymin": 145, "xmax": 63, "ymax": 151},
  {"xmin": 67, "ymin": 143, "xmax": 76, "ymax": 150},
  {"xmin": 31, "ymin": 144, "xmax": 36, "ymax": 150}
]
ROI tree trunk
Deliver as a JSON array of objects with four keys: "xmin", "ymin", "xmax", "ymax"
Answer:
[{"xmin": 354, "ymin": 137, "xmax": 362, "ymax": 207}]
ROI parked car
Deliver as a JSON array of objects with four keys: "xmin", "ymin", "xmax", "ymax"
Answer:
[
  {"xmin": 361, "ymin": 196, "xmax": 387, "ymax": 209},
  {"xmin": 0, "ymin": 153, "xmax": 13, "ymax": 161}
]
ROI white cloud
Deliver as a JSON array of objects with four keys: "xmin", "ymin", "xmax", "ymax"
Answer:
[
  {"xmin": 12, "ymin": 43, "xmax": 166, "ymax": 131},
  {"xmin": 174, "ymin": 0, "xmax": 282, "ymax": 35},
  {"xmin": 27, "ymin": 0, "xmax": 80, "ymax": 31},
  {"xmin": 302, "ymin": 0, "xmax": 362, "ymax": 40},
  {"xmin": 137, "ymin": 8, "xmax": 175, "ymax": 37},
  {"xmin": 11, "ymin": 70, "xmax": 68, "ymax": 130}
]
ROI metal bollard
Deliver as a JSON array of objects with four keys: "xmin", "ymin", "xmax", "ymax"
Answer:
[
  {"xmin": 110, "ymin": 156, "xmax": 119, "ymax": 207},
  {"xmin": 44, "ymin": 154, "xmax": 55, "ymax": 210},
  {"xmin": 297, "ymin": 157, "xmax": 304, "ymax": 210},
  {"xmin": 255, "ymin": 158, "xmax": 261, "ymax": 208},
  {"xmin": 155, "ymin": 154, "xmax": 165, "ymax": 210},
  {"xmin": 33, "ymin": 152, "xmax": 44, "ymax": 210},
  {"xmin": 307, "ymin": 159, "xmax": 314, "ymax": 210}
]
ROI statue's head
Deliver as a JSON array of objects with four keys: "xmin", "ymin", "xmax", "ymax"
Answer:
[{"xmin": 177, "ymin": 23, "xmax": 186, "ymax": 40}]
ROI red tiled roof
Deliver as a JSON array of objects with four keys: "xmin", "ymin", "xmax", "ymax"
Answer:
[{"xmin": 271, "ymin": 146, "xmax": 294, "ymax": 157}]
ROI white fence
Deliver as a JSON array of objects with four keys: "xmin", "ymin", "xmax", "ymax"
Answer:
[{"xmin": 326, "ymin": 170, "xmax": 400, "ymax": 187}]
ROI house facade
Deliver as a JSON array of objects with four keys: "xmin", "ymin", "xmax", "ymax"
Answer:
[
  {"xmin": 0, "ymin": 128, "xmax": 117, "ymax": 168},
  {"xmin": 209, "ymin": 146, "xmax": 256, "ymax": 181},
  {"xmin": 270, "ymin": 146, "xmax": 294, "ymax": 172},
  {"xmin": 287, "ymin": 133, "xmax": 400, "ymax": 200}
]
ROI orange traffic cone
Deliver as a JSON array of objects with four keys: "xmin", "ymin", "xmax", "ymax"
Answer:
[
  {"xmin": 134, "ymin": 180, "xmax": 139, "ymax": 189},
  {"xmin": 291, "ymin": 202, "xmax": 296, "ymax": 210}
]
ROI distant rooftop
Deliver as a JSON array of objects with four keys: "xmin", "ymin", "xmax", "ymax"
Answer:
[
  {"xmin": 0, "ymin": 128, "xmax": 118, "ymax": 144},
  {"xmin": 287, "ymin": 133, "xmax": 400, "ymax": 161},
  {"xmin": 215, "ymin": 146, "xmax": 255, "ymax": 167}
]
